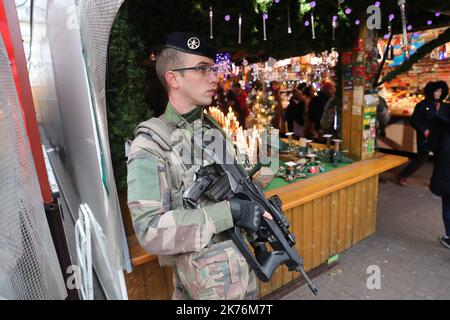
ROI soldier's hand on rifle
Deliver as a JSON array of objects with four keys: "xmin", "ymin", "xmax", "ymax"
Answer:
[{"xmin": 229, "ymin": 198, "xmax": 271, "ymax": 232}]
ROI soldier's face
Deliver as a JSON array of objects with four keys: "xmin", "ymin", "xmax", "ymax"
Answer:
[{"xmin": 178, "ymin": 53, "xmax": 218, "ymax": 107}]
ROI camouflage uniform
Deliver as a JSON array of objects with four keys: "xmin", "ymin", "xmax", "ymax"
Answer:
[{"xmin": 127, "ymin": 103, "xmax": 259, "ymax": 300}]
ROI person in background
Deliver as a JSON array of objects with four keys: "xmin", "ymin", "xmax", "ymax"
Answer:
[
  {"xmin": 308, "ymin": 81, "xmax": 336, "ymax": 140},
  {"xmin": 427, "ymin": 81, "xmax": 450, "ymax": 249},
  {"xmin": 302, "ymin": 85, "xmax": 316, "ymax": 139},
  {"xmin": 397, "ymin": 81, "xmax": 447, "ymax": 186},
  {"xmin": 268, "ymin": 80, "xmax": 284, "ymax": 131},
  {"xmin": 284, "ymin": 84, "xmax": 306, "ymax": 138},
  {"xmin": 226, "ymin": 82, "xmax": 250, "ymax": 127}
]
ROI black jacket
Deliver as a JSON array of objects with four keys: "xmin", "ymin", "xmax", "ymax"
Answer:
[
  {"xmin": 308, "ymin": 91, "xmax": 331, "ymax": 131},
  {"xmin": 429, "ymin": 104, "xmax": 450, "ymax": 198},
  {"xmin": 285, "ymin": 97, "xmax": 305, "ymax": 132},
  {"xmin": 410, "ymin": 99, "xmax": 439, "ymax": 153}
]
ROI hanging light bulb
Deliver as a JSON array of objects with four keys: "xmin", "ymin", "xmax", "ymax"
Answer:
[
  {"xmin": 311, "ymin": 12, "xmax": 316, "ymax": 39},
  {"xmin": 332, "ymin": 16, "xmax": 337, "ymax": 41},
  {"xmin": 238, "ymin": 14, "xmax": 242, "ymax": 44},
  {"xmin": 310, "ymin": 1, "xmax": 316, "ymax": 39},
  {"xmin": 263, "ymin": 13, "xmax": 268, "ymax": 41},
  {"xmin": 209, "ymin": 6, "xmax": 213, "ymax": 39},
  {"xmin": 398, "ymin": 0, "xmax": 409, "ymax": 57},
  {"xmin": 287, "ymin": 3, "xmax": 292, "ymax": 34}
]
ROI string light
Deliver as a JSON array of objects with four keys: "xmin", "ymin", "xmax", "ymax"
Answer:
[
  {"xmin": 209, "ymin": 7, "xmax": 213, "ymax": 39},
  {"xmin": 263, "ymin": 13, "xmax": 268, "ymax": 41}
]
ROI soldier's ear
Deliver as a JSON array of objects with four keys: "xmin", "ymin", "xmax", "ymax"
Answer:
[{"xmin": 165, "ymin": 71, "xmax": 180, "ymax": 90}]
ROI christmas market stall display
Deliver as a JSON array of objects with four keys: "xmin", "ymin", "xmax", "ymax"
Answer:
[
  {"xmin": 103, "ymin": 0, "xmax": 450, "ymax": 299},
  {"xmin": 377, "ymin": 27, "xmax": 450, "ymax": 153}
]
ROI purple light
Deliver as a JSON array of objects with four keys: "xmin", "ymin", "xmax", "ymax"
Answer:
[
  {"xmin": 413, "ymin": 32, "xmax": 420, "ymax": 37},
  {"xmin": 435, "ymin": 12, "xmax": 441, "ymax": 17},
  {"xmin": 427, "ymin": 20, "xmax": 433, "ymax": 25},
  {"xmin": 355, "ymin": 19, "xmax": 361, "ymax": 25},
  {"xmin": 374, "ymin": 1, "xmax": 380, "ymax": 7},
  {"xmin": 274, "ymin": 0, "xmax": 280, "ymax": 3},
  {"xmin": 304, "ymin": 20, "xmax": 310, "ymax": 27},
  {"xmin": 224, "ymin": 15, "xmax": 231, "ymax": 21},
  {"xmin": 384, "ymin": 34, "xmax": 389, "ymax": 39},
  {"xmin": 407, "ymin": 25, "xmax": 412, "ymax": 31},
  {"xmin": 389, "ymin": 14, "xmax": 395, "ymax": 21},
  {"xmin": 332, "ymin": 15, "xmax": 338, "ymax": 22},
  {"xmin": 345, "ymin": 8, "xmax": 352, "ymax": 15},
  {"xmin": 310, "ymin": 1, "xmax": 316, "ymax": 8},
  {"xmin": 263, "ymin": 13, "xmax": 268, "ymax": 20}
]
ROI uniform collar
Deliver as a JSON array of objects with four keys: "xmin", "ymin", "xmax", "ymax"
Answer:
[{"xmin": 163, "ymin": 102, "xmax": 194, "ymax": 129}]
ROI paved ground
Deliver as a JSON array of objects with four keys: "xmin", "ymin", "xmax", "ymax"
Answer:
[{"xmin": 282, "ymin": 160, "xmax": 450, "ymax": 300}]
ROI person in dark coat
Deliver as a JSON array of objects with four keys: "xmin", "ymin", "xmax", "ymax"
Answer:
[
  {"xmin": 285, "ymin": 85, "xmax": 306, "ymax": 137},
  {"xmin": 308, "ymin": 81, "xmax": 335, "ymax": 139},
  {"xmin": 397, "ymin": 81, "xmax": 445, "ymax": 185},
  {"xmin": 428, "ymin": 81, "xmax": 450, "ymax": 249}
]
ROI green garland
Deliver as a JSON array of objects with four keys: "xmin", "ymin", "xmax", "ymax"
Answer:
[{"xmin": 107, "ymin": 8, "xmax": 151, "ymax": 191}]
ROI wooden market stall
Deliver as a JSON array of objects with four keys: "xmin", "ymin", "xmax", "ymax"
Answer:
[{"xmin": 120, "ymin": 153, "xmax": 407, "ymax": 300}]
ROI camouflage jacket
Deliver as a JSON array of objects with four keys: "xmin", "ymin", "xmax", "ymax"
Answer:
[{"xmin": 127, "ymin": 103, "xmax": 235, "ymax": 266}]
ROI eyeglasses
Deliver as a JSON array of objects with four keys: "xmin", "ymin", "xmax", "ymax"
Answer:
[{"xmin": 172, "ymin": 65, "xmax": 219, "ymax": 77}]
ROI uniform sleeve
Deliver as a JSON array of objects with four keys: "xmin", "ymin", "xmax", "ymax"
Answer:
[{"xmin": 127, "ymin": 149, "xmax": 234, "ymax": 256}]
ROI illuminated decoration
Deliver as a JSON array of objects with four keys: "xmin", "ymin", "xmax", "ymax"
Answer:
[
  {"xmin": 250, "ymin": 90, "xmax": 276, "ymax": 130},
  {"xmin": 209, "ymin": 7, "xmax": 213, "ymax": 39},
  {"xmin": 389, "ymin": 14, "xmax": 395, "ymax": 21},
  {"xmin": 435, "ymin": 12, "xmax": 441, "ymax": 17},
  {"xmin": 311, "ymin": 12, "xmax": 316, "ymax": 39},
  {"xmin": 398, "ymin": 0, "xmax": 409, "ymax": 56},
  {"xmin": 304, "ymin": 20, "xmax": 310, "ymax": 26},
  {"xmin": 263, "ymin": 13, "xmax": 268, "ymax": 41},
  {"xmin": 427, "ymin": 20, "xmax": 433, "ymax": 25},
  {"xmin": 238, "ymin": 14, "xmax": 242, "ymax": 44},
  {"xmin": 207, "ymin": 107, "xmax": 261, "ymax": 165},
  {"xmin": 225, "ymin": 14, "xmax": 231, "ymax": 21},
  {"xmin": 374, "ymin": 1, "xmax": 381, "ymax": 7},
  {"xmin": 332, "ymin": 15, "xmax": 337, "ymax": 41},
  {"xmin": 407, "ymin": 24, "xmax": 412, "ymax": 31},
  {"xmin": 287, "ymin": 2, "xmax": 292, "ymax": 34},
  {"xmin": 355, "ymin": 19, "xmax": 360, "ymax": 25},
  {"xmin": 345, "ymin": 8, "xmax": 352, "ymax": 15},
  {"xmin": 215, "ymin": 52, "xmax": 232, "ymax": 76}
]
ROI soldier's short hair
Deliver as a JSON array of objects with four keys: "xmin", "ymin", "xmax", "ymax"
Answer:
[{"xmin": 155, "ymin": 48, "xmax": 186, "ymax": 91}]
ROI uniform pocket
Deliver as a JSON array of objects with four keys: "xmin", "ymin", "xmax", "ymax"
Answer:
[{"xmin": 176, "ymin": 240, "xmax": 250, "ymax": 300}]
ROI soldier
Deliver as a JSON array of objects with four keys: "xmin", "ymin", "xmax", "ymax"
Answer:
[{"xmin": 126, "ymin": 32, "xmax": 271, "ymax": 300}]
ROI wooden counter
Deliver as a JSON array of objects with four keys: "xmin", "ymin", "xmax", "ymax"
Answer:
[{"xmin": 123, "ymin": 153, "xmax": 408, "ymax": 299}]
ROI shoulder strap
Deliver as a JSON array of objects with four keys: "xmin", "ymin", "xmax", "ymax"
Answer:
[{"xmin": 135, "ymin": 117, "xmax": 173, "ymax": 151}]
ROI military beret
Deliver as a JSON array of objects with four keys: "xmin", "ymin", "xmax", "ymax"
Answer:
[{"xmin": 160, "ymin": 32, "xmax": 216, "ymax": 60}]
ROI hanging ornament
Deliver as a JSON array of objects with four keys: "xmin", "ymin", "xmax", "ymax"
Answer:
[
  {"xmin": 263, "ymin": 13, "xmax": 268, "ymax": 41},
  {"xmin": 309, "ymin": 1, "xmax": 316, "ymax": 39},
  {"xmin": 398, "ymin": 0, "xmax": 408, "ymax": 57},
  {"xmin": 311, "ymin": 12, "xmax": 316, "ymax": 39},
  {"xmin": 332, "ymin": 15, "xmax": 337, "ymax": 41},
  {"xmin": 238, "ymin": 14, "xmax": 242, "ymax": 44},
  {"xmin": 209, "ymin": 7, "xmax": 213, "ymax": 39},
  {"xmin": 287, "ymin": 3, "xmax": 292, "ymax": 34}
]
